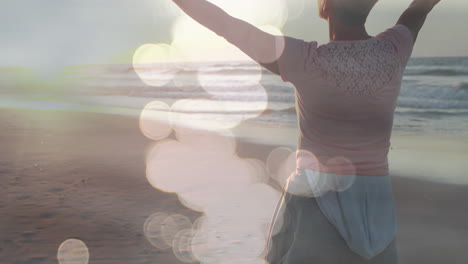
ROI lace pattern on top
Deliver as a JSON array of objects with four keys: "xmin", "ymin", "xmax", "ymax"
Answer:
[{"xmin": 314, "ymin": 38, "xmax": 400, "ymax": 96}]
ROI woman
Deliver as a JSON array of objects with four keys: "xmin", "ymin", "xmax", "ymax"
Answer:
[{"xmin": 171, "ymin": 0, "xmax": 441, "ymax": 263}]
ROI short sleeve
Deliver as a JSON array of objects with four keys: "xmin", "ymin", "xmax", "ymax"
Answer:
[
  {"xmin": 377, "ymin": 24, "xmax": 415, "ymax": 65},
  {"xmin": 275, "ymin": 36, "xmax": 318, "ymax": 83}
]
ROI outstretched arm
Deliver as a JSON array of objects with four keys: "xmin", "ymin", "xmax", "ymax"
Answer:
[
  {"xmin": 171, "ymin": 0, "xmax": 280, "ymax": 74},
  {"xmin": 397, "ymin": 0, "xmax": 441, "ymax": 42}
]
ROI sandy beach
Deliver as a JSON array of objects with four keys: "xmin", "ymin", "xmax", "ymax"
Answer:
[{"xmin": 3, "ymin": 108, "xmax": 468, "ymax": 264}]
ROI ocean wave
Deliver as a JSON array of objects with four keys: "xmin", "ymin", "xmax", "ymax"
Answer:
[
  {"xmin": 453, "ymin": 82, "xmax": 468, "ymax": 91},
  {"xmin": 197, "ymin": 69, "xmax": 261, "ymax": 76},
  {"xmin": 395, "ymin": 109, "xmax": 468, "ymax": 117},
  {"xmin": 263, "ymin": 106, "xmax": 297, "ymax": 114},
  {"xmin": 405, "ymin": 68, "xmax": 468, "ymax": 76},
  {"xmin": 397, "ymin": 102, "xmax": 468, "ymax": 110}
]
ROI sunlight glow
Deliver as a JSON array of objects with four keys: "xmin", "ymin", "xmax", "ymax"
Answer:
[
  {"xmin": 171, "ymin": 15, "xmax": 251, "ymax": 63},
  {"xmin": 144, "ymin": 127, "xmax": 282, "ymax": 263},
  {"xmin": 170, "ymin": 85, "xmax": 268, "ymax": 131},
  {"xmin": 171, "ymin": 98, "xmax": 244, "ymax": 130},
  {"xmin": 293, "ymin": 151, "xmax": 358, "ymax": 196},
  {"xmin": 169, "ymin": 0, "xmax": 288, "ymax": 63},
  {"xmin": 209, "ymin": 0, "xmax": 288, "ymax": 28},
  {"xmin": 190, "ymin": 184, "xmax": 280, "ymax": 264},
  {"xmin": 136, "ymin": 1, "xmax": 312, "ymax": 263},
  {"xmin": 197, "ymin": 63, "xmax": 263, "ymax": 96}
]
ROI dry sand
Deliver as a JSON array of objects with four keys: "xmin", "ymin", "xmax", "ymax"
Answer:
[{"xmin": 3, "ymin": 108, "xmax": 468, "ymax": 263}]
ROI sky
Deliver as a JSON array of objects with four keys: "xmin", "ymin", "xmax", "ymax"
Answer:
[{"xmin": 1, "ymin": 0, "xmax": 467, "ymax": 77}]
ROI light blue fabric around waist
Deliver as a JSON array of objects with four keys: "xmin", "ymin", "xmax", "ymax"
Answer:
[{"xmin": 287, "ymin": 168, "xmax": 397, "ymax": 259}]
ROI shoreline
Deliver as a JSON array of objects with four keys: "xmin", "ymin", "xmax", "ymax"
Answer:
[{"xmin": 3, "ymin": 108, "xmax": 468, "ymax": 263}]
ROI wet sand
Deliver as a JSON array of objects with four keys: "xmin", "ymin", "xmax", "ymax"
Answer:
[{"xmin": 3, "ymin": 108, "xmax": 468, "ymax": 263}]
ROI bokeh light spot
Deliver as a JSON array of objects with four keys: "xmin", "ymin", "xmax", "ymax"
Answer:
[
  {"xmin": 172, "ymin": 229, "xmax": 197, "ymax": 263},
  {"xmin": 303, "ymin": 169, "xmax": 333, "ymax": 197},
  {"xmin": 193, "ymin": 215, "xmax": 208, "ymax": 232},
  {"xmin": 162, "ymin": 214, "xmax": 193, "ymax": 247},
  {"xmin": 178, "ymin": 192, "xmax": 205, "ymax": 212},
  {"xmin": 171, "ymin": 15, "xmax": 251, "ymax": 63},
  {"xmin": 266, "ymin": 147, "xmax": 295, "ymax": 187},
  {"xmin": 57, "ymin": 239, "xmax": 89, "ymax": 264},
  {"xmin": 133, "ymin": 43, "xmax": 177, "ymax": 87},
  {"xmin": 170, "ymin": 0, "xmax": 288, "ymax": 62},
  {"xmin": 266, "ymin": 147, "xmax": 292, "ymax": 175},
  {"xmin": 325, "ymin": 156, "xmax": 356, "ymax": 175},
  {"xmin": 144, "ymin": 212, "xmax": 172, "ymax": 249},
  {"xmin": 139, "ymin": 101, "xmax": 172, "ymax": 140},
  {"xmin": 145, "ymin": 139, "xmax": 190, "ymax": 193},
  {"xmin": 144, "ymin": 126, "xmax": 284, "ymax": 263},
  {"xmin": 170, "ymin": 91, "xmax": 269, "ymax": 132},
  {"xmin": 171, "ymin": 99, "xmax": 241, "ymax": 131},
  {"xmin": 258, "ymin": 25, "xmax": 285, "ymax": 64},
  {"xmin": 175, "ymin": 128, "xmax": 237, "ymax": 156},
  {"xmin": 325, "ymin": 156, "xmax": 357, "ymax": 192},
  {"xmin": 296, "ymin": 149, "xmax": 322, "ymax": 170}
]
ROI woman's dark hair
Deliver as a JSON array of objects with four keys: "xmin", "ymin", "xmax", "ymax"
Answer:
[{"xmin": 318, "ymin": 0, "xmax": 378, "ymax": 25}]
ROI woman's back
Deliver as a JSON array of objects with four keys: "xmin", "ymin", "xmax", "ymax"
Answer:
[
  {"xmin": 171, "ymin": 0, "xmax": 442, "ymax": 262},
  {"xmin": 276, "ymin": 25, "xmax": 415, "ymax": 176}
]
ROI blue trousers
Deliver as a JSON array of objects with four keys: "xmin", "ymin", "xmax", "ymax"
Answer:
[{"xmin": 265, "ymin": 176, "xmax": 399, "ymax": 264}]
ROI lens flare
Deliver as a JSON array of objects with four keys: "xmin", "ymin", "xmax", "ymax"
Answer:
[
  {"xmin": 296, "ymin": 149, "xmax": 322, "ymax": 170},
  {"xmin": 266, "ymin": 147, "xmax": 293, "ymax": 175},
  {"xmin": 257, "ymin": 25, "xmax": 286, "ymax": 64},
  {"xmin": 57, "ymin": 239, "xmax": 89, "ymax": 264},
  {"xmin": 145, "ymin": 129, "xmax": 256, "ymax": 203},
  {"xmin": 145, "ymin": 126, "xmax": 283, "ymax": 263},
  {"xmin": 328, "ymin": 173, "xmax": 357, "ymax": 192},
  {"xmin": 303, "ymin": 169, "xmax": 333, "ymax": 197},
  {"xmin": 171, "ymin": 15, "xmax": 251, "ymax": 63},
  {"xmin": 146, "ymin": 139, "xmax": 188, "ymax": 193},
  {"xmin": 172, "ymin": 229, "xmax": 197, "ymax": 263},
  {"xmin": 171, "ymin": 0, "xmax": 288, "ymax": 63},
  {"xmin": 170, "ymin": 92, "xmax": 268, "ymax": 132},
  {"xmin": 162, "ymin": 214, "xmax": 193, "ymax": 247},
  {"xmin": 144, "ymin": 212, "xmax": 172, "ymax": 249},
  {"xmin": 133, "ymin": 43, "xmax": 178, "ymax": 87},
  {"xmin": 266, "ymin": 147, "xmax": 295, "ymax": 187},
  {"xmin": 208, "ymin": 0, "xmax": 288, "ymax": 28},
  {"xmin": 325, "ymin": 156, "xmax": 357, "ymax": 192},
  {"xmin": 139, "ymin": 101, "xmax": 172, "ymax": 140},
  {"xmin": 325, "ymin": 156, "xmax": 356, "ymax": 175},
  {"xmin": 191, "ymin": 208, "xmax": 273, "ymax": 262},
  {"xmin": 175, "ymin": 128, "xmax": 237, "ymax": 156},
  {"xmin": 193, "ymin": 215, "xmax": 208, "ymax": 232},
  {"xmin": 171, "ymin": 99, "xmax": 239, "ymax": 131},
  {"xmin": 286, "ymin": 170, "xmax": 316, "ymax": 197}
]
